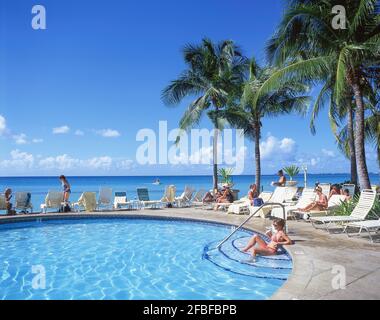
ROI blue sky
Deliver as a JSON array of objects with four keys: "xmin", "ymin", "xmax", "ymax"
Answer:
[{"xmin": 0, "ymin": 0, "xmax": 378, "ymax": 176}]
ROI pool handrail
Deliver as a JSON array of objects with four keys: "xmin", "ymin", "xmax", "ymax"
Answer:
[{"xmin": 216, "ymin": 202, "xmax": 286, "ymax": 249}]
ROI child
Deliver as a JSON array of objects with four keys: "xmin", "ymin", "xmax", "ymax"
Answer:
[{"xmin": 242, "ymin": 218, "xmax": 292, "ymax": 261}]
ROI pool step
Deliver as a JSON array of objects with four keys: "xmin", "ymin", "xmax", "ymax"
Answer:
[{"xmin": 203, "ymin": 236, "xmax": 292, "ymax": 281}]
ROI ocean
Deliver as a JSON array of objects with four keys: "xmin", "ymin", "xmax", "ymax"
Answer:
[{"xmin": 0, "ymin": 174, "xmax": 378, "ymax": 214}]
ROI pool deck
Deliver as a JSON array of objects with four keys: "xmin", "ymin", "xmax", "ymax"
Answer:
[{"xmin": 1, "ymin": 208, "xmax": 379, "ymax": 300}]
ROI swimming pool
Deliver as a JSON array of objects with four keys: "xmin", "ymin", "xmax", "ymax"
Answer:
[{"xmin": 0, "ymin": 217, "xmax": 292, "ymax": 300}]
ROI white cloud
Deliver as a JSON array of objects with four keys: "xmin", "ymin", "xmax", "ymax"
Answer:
[
  {"xmin": 96, "ymin": 129, "xmax": 121, "ymax": 138},
  {"xmin": 0, "ymin": 150, "xmax": 34, "ymax": 169},
  {"xmin": 0, "ymin": 115, "xmax": 6, "ymax": 135},
  {"xmin": 32, "ymin": 138, "xmax": 43, "ymax": 143},
  {"xmin": 322, "ymin": 148, "xmax": 335, "ymax": 157},
  {"xmin": 39, "ymin": 154, "xmax": 79, "ymax": 170},
  {"xmin": 53, "ymin": 125, "xmax": 70, "ymax": 134},
  {"xmin": 117, "ymin": 159, "xmax": 134, "ymax": 169},
  {"xmin": 13, "ymin": 133, "xmax": 27, "ymax": 145},
  {"xmin": 75, "ymin": 130, "xmax": 84, "ymax": 136},
  {"xmin": 83, "ymin": 156, "xmax": 113, "ymax": 170},
  {"xmin": 260, "ymin": 135, "xmax": 296, "ymax": 160}
]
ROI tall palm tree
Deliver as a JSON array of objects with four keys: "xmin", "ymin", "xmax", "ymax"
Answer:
[
  {"xmin": 260, "ymin": 0, "xmax": 380, "ymax": 189},
  {"xmin": 161, "ymin": 39, "xmax": 247, "ymax": 191},
  {"xmin": 216, "ymin": 58, "xmax": 310, "ymax": 191}
]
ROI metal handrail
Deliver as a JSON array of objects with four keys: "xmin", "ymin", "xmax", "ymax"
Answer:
[{"xmin": 216, "ymin": 202, "xmax": 286, "ymax": 249}]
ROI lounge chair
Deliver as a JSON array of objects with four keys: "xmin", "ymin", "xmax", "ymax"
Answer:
[
  {"xmin": 72, "ymin": 192, "xmax": 97, "ymax": 212},
  {"xmin": 114, "ymin": 192, "xmax": 132, "ymax": 210},
  {"xmin": 40, "ymin": 191, "xmax": 64, "ymax": 213},
  {"xmin": 0, "ymin": 194, "xmax": 7, "ymax": 211},
  {"xmin": 310, "ymin": 189, "xmax": 376, "ymax": 232},
  {"xmin": 191, "ymin": 189, "xmax": 207, "ymax": 207},
  {"xmin": 271, "ymin": 188, "xmax": 316, "ymax": 220},
  {"xmin": 137, "ymin": 188, "xmax": 162, "ymax": 209},
  {"xmin": 344, "ymin": 218, "xmax": 380, "ymax": 243},
  {"xmin": 97, "ymin": 187, "xmax": 113, "ymax": 211},
  {"xmin": 342, "ymin": 184, "xmax": 355, "ymax": 197},
  {"xmin": 227, "ymin": 191, "xmax": 273, "ymax": 215},
  {"xmin": 14, "ymin": 192, "xmax": 33, "ymax": 214},
  {"xmin": 292, "ymin": 194, "xmax": 347, "ymax": 220},
  {"xmin": 318, "ymin": 183, "xmax": 331, "ymax": 197},
  {"xmin": 175, "ymin": 186, "xmax": 194, "ymax": 208},
  {"xmin": 161, "ymin": 185, "xmax": 176, "ymax": 206}
]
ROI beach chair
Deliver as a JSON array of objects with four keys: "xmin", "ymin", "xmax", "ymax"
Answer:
[
  {"xmin": 161, "ymin": 185, "xmax": 176, "ymax": 206},
  {"xmin": 14, "ymin": 192, "xmax": 33, "ymax": 214},
  {"xmin": 0, "ymin": 194, "xmax": 7, "ymax": 211},
  {"xmin": 310, "ymin": 189, "xmax": 376, "ymax": 232},
  {"xmin": 342, "ymin": 184, "xmax": 355, "ymax": 197},
  {"xmin": 191, "ymin": 189, "xmax": 206, "ymax": 207},
  {"xmin": 175, "ymin": 186, "xmax": 194, "ymax": 208},
  {"xmin": 97, "ymin": 187, "xmax": 113, "ymax": 211},
  {"xmin": 72, "ymin": 192, "xmax": 97, "ymax": 212},
  {"xmin": 40, "ymin": 191, "xmax": 64, "ymax": 213},
  {"xmin": 344, "ymin": 218, "xmax": 380, "ymax": 243},
  {"xmin": 292, "ymin": 194, "xmax": 347, "ymax": 220},
  {"xmin": 271, "ymin": 188, "xmax": 316, "ymax": 220},
  {"xmin": 113, "ymin": 192, "xmax": 132, "ymax": 210},
  {"xmin": 318, "ymin": 183, "xmax": 331, "ymax": 197},
  {"xmin": 137, "ymin": 188, "xmax": 162, "ymax": 209}
]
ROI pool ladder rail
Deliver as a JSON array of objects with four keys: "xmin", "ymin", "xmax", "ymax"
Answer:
[{"xmin": 216, "ymin": 202, "xmax": 286, "ymax": 249}]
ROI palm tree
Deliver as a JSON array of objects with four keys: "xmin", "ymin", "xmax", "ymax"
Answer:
[
  {"xmin": 260, "ymin": 0, "xmax": 380, "ymax": 189},
  {"xmin": 161, "ymin": 39, "xmax": 247, "ymax": 191},
  {"xmin": 216, "ymin": 58, "xmax": 310, "ymax": 191}
]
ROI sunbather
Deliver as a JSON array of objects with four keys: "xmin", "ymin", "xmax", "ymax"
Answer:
[
  {"xmin": 59, "ymin": 175, "xmax": 71, "ymax": 202},
  {"xmin": 298, "ymin": 186, "xmax": 328, "ymax": 212},
  {"xmin": 248, "ymin": 184, "xmax": 258, "ymax": 201},
  {"xmin": 5, "ymin": 188, "xmax": 15, "ymax": 215},
  {"xmin": 343, "ymin": 188, "xmax": 352, "ymax": 201},
  {"xmin": 328, "ymin": 185, "xmax": 340, "ymax": 200},
  {"xmin": 214, "ymin": 185, "xmax": 234, "ymax": 210},
  {"xmin": 242, "ymin": 218, "xmax": 292, "ymax": 261},
  {"xmin": 271, "ymin": 170, "xmax": 286, "ymax": 187}
]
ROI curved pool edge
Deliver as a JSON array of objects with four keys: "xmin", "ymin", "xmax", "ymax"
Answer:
[{"xmin": 0, "ymin": 211, "xmax": 309, "ymax": 300}]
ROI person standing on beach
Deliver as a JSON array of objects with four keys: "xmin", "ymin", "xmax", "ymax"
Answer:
[{"xmin": 59, "ymin": 175, "xmax": 71, "ymax": 203}]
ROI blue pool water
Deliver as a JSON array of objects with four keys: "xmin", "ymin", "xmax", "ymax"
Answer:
[
  {"xmin": 2, "ymin": 173, "xmax": 378, "ymax": 213},
  {"xmin": 0, "ymin": 218, "xmax": 292, "ymax": 300}
]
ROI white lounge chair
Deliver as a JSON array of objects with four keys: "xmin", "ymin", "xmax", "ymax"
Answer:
[
  {"xmin": 342, "ymin": 184, "xmax": 355, "ymax": 197},
  {"xmin": 0, "ymin": 194, "xmax": 7, "ymax": 211},
  {"xmin": 318, "ymin": 183, "xmax": 331, "ymax": 197},
  {"xmin": 97, "ymin": 187, "xmax": 113, "ymax": 211},
  {"xmin": 72, "ymin": 192, "xmax": 97, "ymax": 212},
  {"xmin": 161, "ymin": 185, "xmax": 176, "ymax": 206},
  {"xmin": 191, "ymin": 189, "xmax": 207, "ymax": 207},
  {"xmin": 175, "ymin": 186, "xmax": 194, "ymax": 208},
  {"xmin": 227, "ymin": 191, "xmax": 273, "ymax": 215},
  {"xmin": 137, "ymin": 188, "xmax": 162, "ymax": 209},
  {"xmin": 310, "ymin": 189, "xmax": 376, "ymax": 232},
  {"xmin": 271, "ymin": 188, "xmax": 316, "ymax": 220},
  {"xmin": 14, "ymin": 192, "xmax": 33, "ymax": 214},
  {"xmin": 344, "ymin": 218, "xmax": 380, "ymax": 243},
  {"xmin": 41, "ymin": 191, "xmax": 64, "ymax": 213},
  {"xmin": 114, "ymin": 192, "xmax": 132, "ymax": 210}
]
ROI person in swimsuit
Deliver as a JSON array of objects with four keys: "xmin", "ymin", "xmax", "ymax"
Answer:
[
  {"xmin": 271, "ymin": 170, "xmax": 286, "ymax": 187},
  {"xmin": 4, "ymin": 188, "xmax": 15, "ymax": 215},
  {"xmin": 242, "ymin": 218, "xmax": 292, "ymax": 261},
  {"xmin": 59, "ymin": 175, "xmax": 71, "ymax": 203},
  {"xmin": 214, "ymin": 185, "xmax": 234, "ymax": 210},
  {"xmin": 343, "ymin": 188, "xmax": 352, "ymax": 202},
  {"xmin": 328, "ymin": 185, "xmax": 340, "ymax": 200},
  {"xmin": 248, "ymin": 184, "xmax": 258, "ymax": 202},
  {"xmin": 299, "ymin": 186, "xmax": 328, "ymax": 212}
]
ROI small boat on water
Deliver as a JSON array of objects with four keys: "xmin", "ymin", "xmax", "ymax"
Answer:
[{"xmin": 152, "ymin": 178, "xmax": 161, "ymax": 185}]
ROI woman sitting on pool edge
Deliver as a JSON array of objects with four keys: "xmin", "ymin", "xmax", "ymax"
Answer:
[{"xmin": 242, "ymin": 218, "xmax": 292, "ymax": 261}]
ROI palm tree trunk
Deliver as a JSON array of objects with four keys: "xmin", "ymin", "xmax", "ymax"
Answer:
[
  {"xmin": 254, "ymin": 120, "xmax": 261, "ymax": 192},
  {"xmin": 351, "ymin": 78, "xmax": 371, "ymax": 190},
  {"xmin": 347, "ymin": 103, "xmax": 358, "ymax": 186},
  {"xmin": 213, "ymin": 126, "xmax": 219, "ymax": 193}
]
